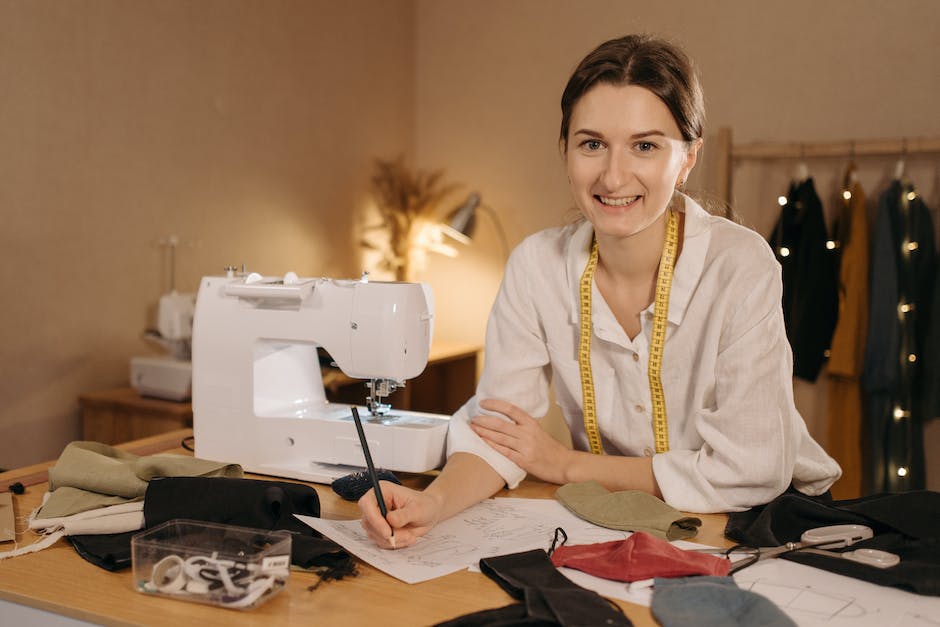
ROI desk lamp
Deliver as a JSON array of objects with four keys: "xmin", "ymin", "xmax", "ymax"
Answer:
[{"xmin": 440, "ymin": 192, "xmax": 510, "ymax": 258}]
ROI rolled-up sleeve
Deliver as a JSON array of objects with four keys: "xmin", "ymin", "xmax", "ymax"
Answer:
[{"xmin": 446, "ymin": 238, "xmax": 554, "ymax": 489}]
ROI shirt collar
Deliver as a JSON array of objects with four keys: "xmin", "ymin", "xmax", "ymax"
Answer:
[{"xmin": 564, "ymin": 193, "xmax": 712, "ymax": 327}]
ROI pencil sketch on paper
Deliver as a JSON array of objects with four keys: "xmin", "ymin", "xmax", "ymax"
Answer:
[
  {"xmin": 733, "ymin": 559, "xmax": 940, "ymax": 627},
  {"xmin": 296, "ymin": 497, "xmax": 631, "ymax": 584},
  {"xmin": 737, "ymin": 578, "xmax": 871, "ymax": 621}
]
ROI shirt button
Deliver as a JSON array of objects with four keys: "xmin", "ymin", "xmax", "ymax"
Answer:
[
  {"xmin": 632, "ymin": 353, "xmax": 639, "ymax": 362},
  {"xmin": 643, "ymin": 447, "xmax": 654, "ymax": 457},
  {"xmin": 634, "ymin": 404, "xmax": 644, "ymax": 413}
]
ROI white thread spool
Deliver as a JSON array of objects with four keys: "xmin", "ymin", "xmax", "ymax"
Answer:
[{"xmin": 151, "ymin": 555, "xmax": 186, "ymax": 593}]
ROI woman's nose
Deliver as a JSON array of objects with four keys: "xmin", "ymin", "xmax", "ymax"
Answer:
[{"xmin": 600, "ymin": 150, "xmax": 629, "ymax": 190}]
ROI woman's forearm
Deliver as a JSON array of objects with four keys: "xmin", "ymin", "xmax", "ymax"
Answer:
[
  {"xmin": 563, "ymin": 449, "xmax": 663, "ymax": 498},
  {"xmin": 424, "ymin": 452, "xmax": 507, "ymax": 522}
]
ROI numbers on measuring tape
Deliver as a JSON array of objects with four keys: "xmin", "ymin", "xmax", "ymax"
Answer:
[
  {"xmin": 578, "ymin": 241, "xmax": 604, "ymax": 455},
  {"xmin": 578, "ymin": 210, "xmax": 679, "ymax": 456}
]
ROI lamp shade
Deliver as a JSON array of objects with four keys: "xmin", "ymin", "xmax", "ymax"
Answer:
[{"xmin": 442, "ymin": 192, "xmax": 481, "ymax": 244}]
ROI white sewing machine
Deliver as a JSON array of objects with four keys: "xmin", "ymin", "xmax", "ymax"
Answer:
[{"xmin": 191, "ymin": 269, "xmax": 450, "ymax": 483}]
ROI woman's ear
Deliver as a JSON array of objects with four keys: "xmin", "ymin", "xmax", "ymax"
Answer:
[{"xmin": 679, "ymin": 138, "xmax": 704, "ymax": 184}]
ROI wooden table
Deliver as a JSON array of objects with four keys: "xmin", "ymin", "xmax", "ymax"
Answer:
[{"xmin": 0, "ymin": 429, "xmax": 731, "ymax": 626}]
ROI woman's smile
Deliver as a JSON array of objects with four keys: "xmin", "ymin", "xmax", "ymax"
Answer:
[{"xmin": 596, "ymin": 194, "xmax": 642, "ymax": 208}]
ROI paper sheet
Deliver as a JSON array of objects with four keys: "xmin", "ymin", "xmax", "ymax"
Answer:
[
  {"xmin": 733, "ymin": 559, "xmax": 940, "ymax": 627},
  {"xmin": 300, "ymin": 496, "xmax": 940, "ymax": 626},
  {"xmin": 297, "ymin": 497, "xmax": 631, "ymax": 584}
]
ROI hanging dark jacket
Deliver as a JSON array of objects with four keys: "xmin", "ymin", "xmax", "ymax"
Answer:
[
  {"xmin": 862, "ymin": 179, "xmax": 936, "ymax": 492},
  {"xmin": 768, "ymin": 177, "xmax": 839, "ymax": 381},
  {"xmin": 921, "ymin": 260, "xmax": 940, "ymax": 421}
]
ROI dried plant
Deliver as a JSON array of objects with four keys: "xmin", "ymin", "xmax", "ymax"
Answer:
[{"xmin": 363, "ymin": 157, "xmax": 460, "ymax": 281}]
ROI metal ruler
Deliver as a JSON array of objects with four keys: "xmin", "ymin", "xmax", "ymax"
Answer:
[{"xmin": 578, "ymin": 209, "xmax": 679, "ymax": 455}]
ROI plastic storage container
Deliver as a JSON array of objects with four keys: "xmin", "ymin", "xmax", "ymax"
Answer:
[{"xmin": 132, "ymin": 519, "xmax": 291, "ymax": 610}]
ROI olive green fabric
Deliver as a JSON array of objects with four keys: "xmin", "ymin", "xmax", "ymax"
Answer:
[
  {"xmin": 555, "ymin": 480, "xmax": 701, "ymax": 541},
  {"xmin": 37, "ymin": 441, "xmax": 242, "ymax": 519}
]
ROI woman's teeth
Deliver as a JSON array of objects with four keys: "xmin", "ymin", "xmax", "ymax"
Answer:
[{"xmin": 598, "ymin": 195, "xmax": 640, "ymax": 207}]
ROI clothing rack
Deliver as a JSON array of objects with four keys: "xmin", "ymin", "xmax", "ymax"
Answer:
[{"xmin": 712, "ymin": 126, "xmax": 940, "ymax": 203}]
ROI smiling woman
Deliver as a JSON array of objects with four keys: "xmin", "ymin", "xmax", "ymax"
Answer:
[
  {"xmin": 566, "ymin": 84, "xmax": 699, "ymax": 243},
  {"xmin": 358, "ymin": 34, "xmax": 841, "ymax": 550}
]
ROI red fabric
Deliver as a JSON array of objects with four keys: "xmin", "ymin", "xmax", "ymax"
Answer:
[{"xmin": 549, "ymin": 531, "xmax": 731, "ymax": 582}]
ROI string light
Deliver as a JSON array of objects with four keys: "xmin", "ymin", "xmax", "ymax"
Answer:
[
  {"xmin": 779, "ymin": 247, "xmax": 790, "ymax": 257},
  {"xmin": 893, "ymin": 407, "xmax": 910, "ymax": 420},
  {"xmin": 906, "ymin": 191, "xmax": 917, "ymax": 201},
  {"xmin": 897, "ymin": 467, "xmax": 909, "ymax": 477},
  {"xmin": 826, "ymin": 240, "xmax": 837, "ymax": 250},
  {"xmin": 842, "ymin": 190, "xmax": 852, "ymax": 200},
  {"xmin": 899, "ymin": 303, "xmax": 912, "ymax": 314},
  {"xmin": 906, "ymin": 241, "xmax": 919, "ymax": 252},
  {"xmin": 908, "ymin": 353, "xmax": 917, "ymax": 363},
  {"xmin": 777, "ymin": 196, "xmax": 787, "ymax": 206}
]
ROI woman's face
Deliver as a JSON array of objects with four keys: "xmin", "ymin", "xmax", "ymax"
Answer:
[{"xmin": 565, "ymin": 83, "xmax": 699, "ymax": 240}]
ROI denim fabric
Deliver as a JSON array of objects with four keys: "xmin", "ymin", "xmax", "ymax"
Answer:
[{"xmin": 651, "ymin": 576, "xmax": 795, "ymax": 627}]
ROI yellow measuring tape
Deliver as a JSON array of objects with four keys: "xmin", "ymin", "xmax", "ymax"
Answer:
[{"xmin": 578, "ymin": 209, "xmax": 679, "ymax": 455}]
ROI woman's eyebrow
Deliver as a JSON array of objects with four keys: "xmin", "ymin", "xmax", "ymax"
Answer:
[
  {"xmin": 572, "ymin": 128, "xmax": 603, "ymax": 138},
  {"xmin": 572, "ymin": 129, "xmax": 669, "ymax": 139},
  {"xmin": 630, "ymin": 130, "xmax": 667, "ymax": 139}
]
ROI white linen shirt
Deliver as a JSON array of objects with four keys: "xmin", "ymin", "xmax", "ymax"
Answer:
[{"xmin": 447, "ymin": 195, "xmax": 841, "ymax": 513}]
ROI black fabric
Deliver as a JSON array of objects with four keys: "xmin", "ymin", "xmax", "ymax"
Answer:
[
  {"xmin": 68, "ymin": 531, "xmax": 136, "ymax": 571},
  {"xmin": 69, "ymin": 477, "xmax": 352, "ymax": 575},
  {"xmin": 767, "ymin": 177, "xmax": 839, "ymax": 382},
  {"xmin": 725, "ymin": 490, "xmax": 940, "ymax": 596},
  {"xmin": 331, "ymin": 469, "xmax": 401, "ymax": 501},
  {"xmin": 436, "ymin": 549, "xmax": 632, "ymax": 627},
  {"xmin": 435, "ymin": 604, "xmax": 555, "ymax": 627}
]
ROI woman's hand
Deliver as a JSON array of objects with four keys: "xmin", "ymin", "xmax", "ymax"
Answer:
[
  {"xmin": 358, "ymin": 481, "xmax": 443, "ymax": 549},
  {"xmin": 470, "ymin": 398, "xmax": 573, "ymax": 484}
]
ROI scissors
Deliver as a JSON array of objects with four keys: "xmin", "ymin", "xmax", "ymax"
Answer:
[{"xmin": 697, "ymin": 524, "xmax": 900, "ymax": 573}]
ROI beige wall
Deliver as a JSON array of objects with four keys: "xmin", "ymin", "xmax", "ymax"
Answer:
[
  {"xmin": 0, "ymin": 0, "xmax": 415, "ymax": 468},
  {"xmin": 413, "ymin": 0, "xmax": 940, "ymax": 487}
]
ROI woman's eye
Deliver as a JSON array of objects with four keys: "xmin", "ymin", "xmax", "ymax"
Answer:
[
  {"xmin": 581, "ymin": 139, "xmax": 603, "ymax": 151},
  {"xmin": 636, "ymin": 141, "xmax": 657, "ymax": 152}
]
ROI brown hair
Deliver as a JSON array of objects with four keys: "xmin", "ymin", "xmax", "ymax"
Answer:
[{"xmin": 559, "ymin": 34, "xmax": 704, "ymax": 151}]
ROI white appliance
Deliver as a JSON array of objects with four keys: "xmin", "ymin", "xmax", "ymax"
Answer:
[
  {"xmin": 130, "ymin": 356, "xmax": 192, "ymax": 402},
  {"xmin": 130, "ymin": 290, "xmax": 195, "ymax": 401},
  {"xmin": 191, "ymin": 270, "xmax": 449, "ymax": 483}
]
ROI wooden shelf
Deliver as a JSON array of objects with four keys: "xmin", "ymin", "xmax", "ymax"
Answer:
[{"xmin": 79, "ymin": 387, "xmax": 193, "ymax": 445}]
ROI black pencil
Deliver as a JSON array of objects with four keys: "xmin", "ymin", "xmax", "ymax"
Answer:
[{"xmin": 350, "ymin": 406, "xmax": 395, "ymax": 546}]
